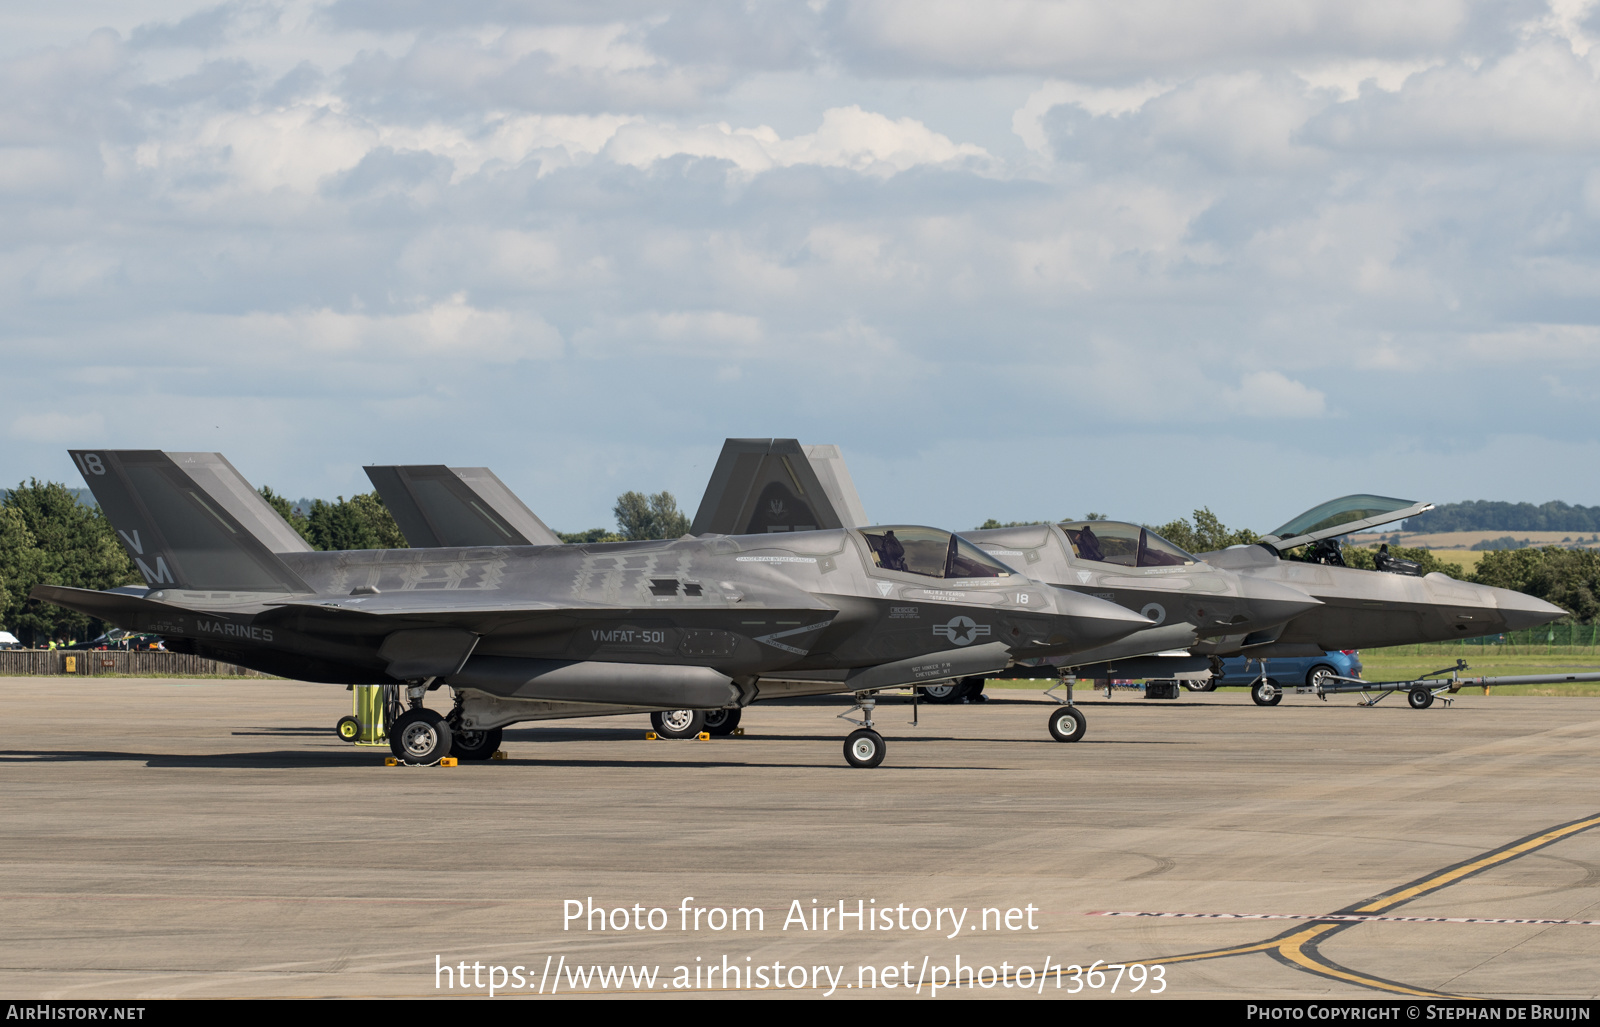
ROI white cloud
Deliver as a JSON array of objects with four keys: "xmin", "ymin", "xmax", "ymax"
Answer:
[
  {"xmin": 5, "ymin": 2, "xmax": 1600, "ymax": 526},
  {"xmin": 229, "ymin": 296, "xmax": 564, "ymax": 364},
  {"xmin": 10, "ymin": 411, "xmax": 105, "ymax": 443},
  {"xmin": 606, "ymin": 105, "xmax": 989, "ymax": 176},
  {"xmin": 1221, "ymin": 371, "xmax": 1328, "ymax": 418}
]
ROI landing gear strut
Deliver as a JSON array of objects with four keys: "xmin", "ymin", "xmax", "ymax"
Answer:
[
  {"xmin": 839, "ymin": 692, "xmax": 886, "ymax": 768},
  {"xmin": 1044, "ymin": 673, "xmax": 1088, "ymax": 742}
]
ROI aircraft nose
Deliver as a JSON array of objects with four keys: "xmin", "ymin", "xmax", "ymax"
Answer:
[
  {"xmin": 1047, "ymin": 587, "xmax": 1157, "ymax": 648},
  {"xmin": 1497, "ymin": 590, "xmax": 1568, "ymax": 632},
  {"xmin": 1239, "ymin": 576, "xmax": 1323, "ymax": 627}
]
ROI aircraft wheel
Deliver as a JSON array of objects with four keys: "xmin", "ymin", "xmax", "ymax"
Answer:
[
  {"xmin": 844, "ymin": 729, "xmax": 886, "ymax": 768},
  {"xmin": 451, "ymin": 725, "xmax": 503, "ymax": 760},
  {"xmin": 651, "ymin": 709, "xmax": 706, "ymax": 739},
  {"xmin": 1047, "ymin": 706, "xmax": 1087, "ymax": 742},
  {"xmin": 390, "ymin": 708, "xmax": 453, "ymax": 764},
  {"xmin": 1408, "ymin": 688, "xmax": 1434, "ymax": 710},
  {"xmin": 1251, "ymin": 680, "xmax": 1282, "ymax": 706},
  {"xmin": 919, "ymin": 681, "xmax": 961, "ymax": 703},
  {"xmin": 703, "ymin": 708, "xmax": 742, "ymax": 736},
  {"xmin": 335, "ymin": 715, "xmax": 360, "ymax": 742}
]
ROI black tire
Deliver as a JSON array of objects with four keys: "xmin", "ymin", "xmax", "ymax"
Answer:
[
  {"xmin": 651, "ymin": 710, "xmax": 707, "ymax": 739},
  {"xmin": 959, "ymin": 676, "xmax": 988, "ymax": 702},
  {"xmin": 389, "ymin": 708, "xmax": 453, "ymax": 764},
  {"xmin": 703, "ymin": 708, "xmax": 742, "ymax": 736},
  {"xmin": 1305, "ymin": 664, "xmax": 1338, "ymax": 690},
  {"xmin": 335, "ymin": 715, "xmax": 360, "ymax": 742},
  {"xmin": 451, "ymin": 725, "xmax": 503, "ymax": 760},
  {"xmin": 1408, "ymin": 688, "xmax": 1434, "ymax": 710},
  {"xmin": 1185, "ymin": 677, "xmax": 1217, "ymax": 692},
  {"xmin": 844, "ymin": 729, "xmax": 886, "ymax": 768},
  {"xmin": 1251, "ymin": 680, "xmax": 1283, "ymax": 706},
  {"xmin": 1046, "ymin": 706, "xmax": 1087, "ymax": 742},
  {"xmin": 919, "ymin": 681, "xmax": 962, "ymax": 703}
]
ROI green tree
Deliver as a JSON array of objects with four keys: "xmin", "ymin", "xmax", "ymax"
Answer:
[
  {"xmin": 2, "ymin": 480, "xmax": 139, "ymax": 645},
  {"xmin": 614, "ymin": 491, "xmax": 691, "ymax": 541},
  {"xmin": 1151, "ymin": 507, "xmax": 1259, "ymax": 554},
  {"xmin": 1472, "ymin": 546, "xmax": 1600, "ymax": 622},
  {"xmin": 558, "ymin": 527, "xmax": 626, "ymax": 544},
  {"xmin": 258, "ymin": 486, "xmax": 313, "ymax": 543},
  {"xmin": 0, "ymin": 506, "xmax": 44, "ymax": 636},
  {"xmin": 305, "ymin": 492, "xmax": 408, "ymax": 551},
  {"xmin": 976, "ymin": 519, "xmax": 1050, "ymax": 529}
]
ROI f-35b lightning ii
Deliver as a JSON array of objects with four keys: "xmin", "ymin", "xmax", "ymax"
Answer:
[
  {"xmin": 364, "ymin": 444, "xmax": 1325, "ymax": 723},
  {"xmin": 681, "ymin": 441, "xmax": 1565, "ymax": 704},
  {"xmin": 34, "ymin": 450, "xmax": 1155, "ymax": 767}
]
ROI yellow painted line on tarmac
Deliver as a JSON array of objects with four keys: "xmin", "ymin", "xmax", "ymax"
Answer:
[
  {"xmin": 1354, "ymin": 811, "xmax": 1600, "ymax": 914},
  {"xmin": 1270, "ymin": 923, "xmax": 1467, "ymax": 1000},
  {"xmin": 1118, "ymin": 811, "xmax": 1600, "ymax": 997}
]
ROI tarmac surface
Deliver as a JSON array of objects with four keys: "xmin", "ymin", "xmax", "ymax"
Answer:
[{"xmin": 1, "ymin": 677, "xmax": 1597, "ymax": 1000}]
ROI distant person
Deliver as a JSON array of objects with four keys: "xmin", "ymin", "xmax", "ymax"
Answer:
[{"xmin": 1075, "ymin": 524, "xmax": 1106, "ymax": 562}]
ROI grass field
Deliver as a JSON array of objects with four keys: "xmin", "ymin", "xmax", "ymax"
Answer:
[{"xmin": 1421, "ymin": 550, "xmax": 1486, "ymax": 575}]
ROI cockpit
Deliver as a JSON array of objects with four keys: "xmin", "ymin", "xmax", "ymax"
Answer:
[
  {"xmin": 859, "ymin": 526, "xmax": 1016, "ymax": 579},
  {"xmin": 1059, "ymin": 521, "xmax": 1196, "ymax": 568}
]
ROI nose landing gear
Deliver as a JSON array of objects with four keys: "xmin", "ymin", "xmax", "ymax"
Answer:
[{"xmin": 838, "ymin": 692, "xmax": 886, "ymax": 768}]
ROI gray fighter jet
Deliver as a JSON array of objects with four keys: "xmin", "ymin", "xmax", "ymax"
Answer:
[
  {"xmin": 683, "ymin": 441, "xmax": 1565, "ymax": 703},
  {"xmin": 34, "ymin": 450, "xmax": 1156, "ymax": 767},
  {"xmin": 366, "ymin": 449, "xmax": 1324, "ymax": 719}
]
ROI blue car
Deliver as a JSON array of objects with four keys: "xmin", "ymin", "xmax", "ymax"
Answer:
[{"xmin": 1195, "ymin": 650, "xmax": 1363, "ymax": 696}]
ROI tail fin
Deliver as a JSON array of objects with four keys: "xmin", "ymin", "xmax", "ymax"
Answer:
[
  {"xmin": 69, "ymin": 450, "xmax": 310, "ymax": 593},
  {"xmin": 688, "ymin": 439, "xmax": 870, "ymax": 536},
  {"xmin": 363, "ymin": 465, "xmax": 561, "ymax": 548}
]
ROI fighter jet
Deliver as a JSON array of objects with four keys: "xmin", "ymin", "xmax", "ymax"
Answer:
[
  {"xmin": 685, "ymin": 441, "xmax": 1324, "ymax": 687},
  {"xmin": 34, "ymin": 450, "xmax": 1154, "ymax": 767},
  {"xmin": 683, "ymin": 441, "xmax": 1566, "ymax": 702},
  {"xmin": 365, "ymin": 448, "xmax": 1324, "ymax": 719}
]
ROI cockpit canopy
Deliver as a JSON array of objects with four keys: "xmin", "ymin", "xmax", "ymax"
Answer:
[
  {"xmin": 1059, "ymin": 521, "xmax": 1196, "ymax": 568},
  {"xmin": 859, "ymin": 526, "xmax": 1016, "ymax": 579},
  {"xmin": 1261, "ymin": 494, "xmax": 1434, "ymax": 553}
]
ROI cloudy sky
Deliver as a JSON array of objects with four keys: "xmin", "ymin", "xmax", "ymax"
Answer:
[{"xmin": 4, "ymin": 0, "xmax": 1599, "ymax": 534}]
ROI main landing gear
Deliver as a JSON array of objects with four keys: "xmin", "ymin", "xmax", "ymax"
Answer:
[
  {"xmin": 839, "ymin": 692, "xmax": 886, "ymax": 768},
  {"xmin": 390, "ymin": 707, "xmax": 452, "ymax": 764},
  {"xmin": 650, "ymin": 709, "xmax": 707, "ymax": 739}
]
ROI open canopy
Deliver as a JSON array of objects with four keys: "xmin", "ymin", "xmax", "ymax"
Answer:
[{"xmin": 1261, "ymin": 495, "xmax": 1434, "ymax": 553}]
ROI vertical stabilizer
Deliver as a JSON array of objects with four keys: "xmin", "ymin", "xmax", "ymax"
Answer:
[
  {"xmin": 69, "ymin": 450, "xmax": 310, "ymax": 592},
  {"xmin": 801, "ymin": 444, "xmax": 869, "ymax": 530},
  {"xmin": 364, "ymin": 466, "xmax": 561, "ymax": 548},
  {"xmin": 689, "ymin": 439, "xmax": 870, "ymax": 536}
]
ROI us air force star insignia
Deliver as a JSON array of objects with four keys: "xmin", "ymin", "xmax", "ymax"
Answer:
[
  {"xmin": 933, "ymin": 616, "xmax": 992, "ymax": 647},
  {"xmin": 875, "ymin": 582, "xmax": 894, "ymax": 597}
]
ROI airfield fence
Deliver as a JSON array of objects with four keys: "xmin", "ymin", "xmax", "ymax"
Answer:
[
  {"xmin": 0, "ymin": 651, "xmax": 273, "ymax": 678},
  {"xmin": 1382, "ymin": 623, "xmax": 1600, "ymax": 657}
]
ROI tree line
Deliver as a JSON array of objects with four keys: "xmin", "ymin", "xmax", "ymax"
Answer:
[
  {"xmin": 0, "ymin": 479, "xmax": 693, "ymax": 646},
  {"xmin": 1404, "ymin": 500, "xmax": 1600, "ymax": 534}
]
